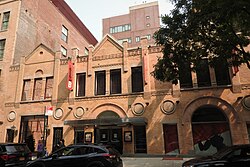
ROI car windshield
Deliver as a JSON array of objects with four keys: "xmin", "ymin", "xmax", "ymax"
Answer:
[
  {"xmin": 5, "ymin": 145, "xmax": 30, "ymax": 153},
  {"xmin": 212, "ymin": 146, "xmax": 233, "ymax": 159}
]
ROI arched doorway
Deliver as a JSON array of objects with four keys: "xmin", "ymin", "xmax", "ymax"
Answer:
[
  {"xmin": 94, "ymin": 111, "xmax": 123, "ymax": 153},
  {"xmin": 192, "ymin": 106, "xmax": 232, "ymax": 156}
]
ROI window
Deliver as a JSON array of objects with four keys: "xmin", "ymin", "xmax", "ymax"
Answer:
[
  {"xmin": 146, "ymin": 23, "xmax": 150, "ymax": 27},
  {"xmin": 118, "ymin": 38, "xmax": 132, "ymax": 44},
  {"xmin": 135, "ymin": 36, "xmax": 140, "ymax": 43},
  {"xmin": 110, "ymin": 69, "xmax": 121, "ymax": 94},
  {"xmin": 61, "ymin": 46, "xmax": 67, "ymax": 57},
  {"xmin": 21, "ymin": 79, "xmax": 31, "ymax": 101},
  {"xmin": 95, "ymin": 71, "xmax": 106, "ymax": 95},
  {"xmin": 76, "ymin": 73, "xmax": 86, "ymax": 97},
  {"xmin": 109, "ymin": 24, "xmax": 131, "ymax": 34},
  {"xmin": 196, "ymin": 59, "xmax": 211, "ymax": 87},
  {"xmin": 179, "ymin": 61, "xmax": 193, "ymax": 88},
  {"xmin": 45, "ymin": 77, "xmax": 53, "ymax": 99},
  {"xmin": 33, "ymin": 78, "xmax": 43, "ymax": 100},
  {"xmin": 214, "ymin": 60, "xmax": 231, "ymax": 86},
  {"xmin": 84, "ymin": 48, "xmax": 89, "ymax": 56},
  {"xmin": 146, "ymin": 34, "xmax": 151, "ymax": 40},
  {"xmin": 0, "ymin": 39, "xmax": 6, "ymax": 60},
  {"xmin": 131, "ymin": 66, "xmax": 143, "ymax": 92},
  {"xmin": 146, "ymin": 16, "xmax": 150, "ymax": 19},
  {"xmin": 6, "ymin": 129, "xmax": 14, "ymax": 142},
  {"xmin": 1, "ymin": 11, "xmax": 10, "ymax": 30},
  {"xmin": 61, "ymin": 25, "xmax": 68, "ymax": 42}
]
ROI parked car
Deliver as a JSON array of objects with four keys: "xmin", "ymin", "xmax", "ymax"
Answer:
[
  {"xmin": 0, "ymin": 143, "xmax": 32, "ymax": 167},
  {"xmin": 182, "ymin": 144, "xmax": 250, "ymax": 167},
  {"xmin": 26, "ymin": 144, "xmax": 123, "ymax": 167}
]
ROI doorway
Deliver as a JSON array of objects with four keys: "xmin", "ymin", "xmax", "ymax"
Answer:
[
  {"xmin": 94, "ymin": 126, "xmax": 123, "ymax": 153},
  {"xmin": 192, "ymin": 106, "xmax": 232, "ymax": 155},
  {"xmin": 134, "ymin": 125, "xmax": 147, "ymax": 153}
]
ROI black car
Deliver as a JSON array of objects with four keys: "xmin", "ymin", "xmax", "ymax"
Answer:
[
  {"xmin": 182, "ymin": 144, "xmax": 250, "ymax": 167},
  {"xmin": 0, "ymin": 143, "xmax": 32, "ymax": 167},
  {"xmin": 26, "ymin": 144, "xmax": 123, "ymax": 167}
]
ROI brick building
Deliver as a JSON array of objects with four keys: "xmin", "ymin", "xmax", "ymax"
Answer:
[
  {"xmin": 102, "ymin": 1, "xmax": 160, "ymax": 48},
  {"xmin": 1, "ymin": 0, "xmax": 250, "ymax": 157},
  {"xmin": 0, "ymin": 0, "xmax": 97, "ymax": 151}
]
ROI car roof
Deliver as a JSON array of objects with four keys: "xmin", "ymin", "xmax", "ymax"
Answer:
[{"xmin": 230, "ymin": 144, "xmax": 250, "ymax": 149}]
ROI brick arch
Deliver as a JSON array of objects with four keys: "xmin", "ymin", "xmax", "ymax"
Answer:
[
  {"xmin": 182, "ymin": 96, "xmax": 240, "ymax": 124},
  {"xmin": 89, "ymin": 103, "xmax": 127, "ymax": 119}
]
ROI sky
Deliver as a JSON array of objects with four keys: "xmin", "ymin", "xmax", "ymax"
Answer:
[{"xmin": 64, "ymin": 0, "xmax": 174, "ymax": 41}]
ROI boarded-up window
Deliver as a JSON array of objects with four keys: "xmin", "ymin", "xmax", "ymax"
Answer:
[
  {"xmin": 45, "ymin": 77, "xmax": 53, "ymax": 99},
  {"xmin": 21, "ymin": 80, "xmax": 31, "ymax": 101},
  {"xmin": 33, "ymin": 78, "xmax": 43, "ymax": 100}
]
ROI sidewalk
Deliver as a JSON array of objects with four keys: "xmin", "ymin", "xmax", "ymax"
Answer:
[{"xmin": 122, "ymin": 157, "xmax": 186, "ymax": 167}]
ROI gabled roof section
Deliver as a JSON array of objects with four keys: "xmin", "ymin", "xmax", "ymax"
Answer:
[
  {"xmin": 51, "ymin": 0, "xmax": 98, "ymax": 45},
  {"xmin": 25, "ymin": 44, "xmax": 55, "ymax": 64},
  {"xmin": 93, "ymin": 34, "xmax": 123, "ymax": 56}
]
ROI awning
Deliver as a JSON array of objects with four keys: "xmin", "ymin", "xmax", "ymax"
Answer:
[{"xmin": 64, "ymin": 117, "xmax": 147, "ymax": 126}]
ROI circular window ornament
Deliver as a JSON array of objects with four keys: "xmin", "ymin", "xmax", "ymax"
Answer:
[
  {"xmin": 7, "ymin": 111, "xmax": 16, "ymax": 122},
  {"xmin": 54, "ymin": 108, "xmax": 63, "ymax": 120},
  {"xmin": 74, "ymin": 107, "xmax": 85, "ymax": 119},
  {"xmin": 161, "ymin": 100, "xmax": 176, "ymax": 115},
  {"xmin": 132, "ymin": 103, "xmax": 145, "ymax": 116},
  {"xmin": 242, "ymin": 95, "xmax": 250, "ymax": 110}
]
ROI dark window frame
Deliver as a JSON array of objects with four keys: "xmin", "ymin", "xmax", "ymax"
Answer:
[
  {"xmin": 0, "ymin": 39, "xmax": 6, "ymax": 60},
  {"xmin": 61, "ymin": 25, "xmax": 68, "ymax": 43},
  {"xmin": 110, "ymin": 69, "xmax": 121, "ymax": 94},
  {"xmin": 131, "ymin": 66, "xmax": 143, "ymax": 93},
  {"xmin": 76, "ymin": 73, "xmax": 86, "ymax": 97},
  {"xmin": 179, "ymin": 60, "xmax": 193, "ymax": 88},
  {"xmin": 196, "ymin": 59, "xmax": 211, "ymax": 87},
  {"xmin": 1, "ymin": 11, "xmax": 10, "ymax": 30},
  {"xmin": 95, "ymin": 71, "xmax": 106, "ymax": 95}
]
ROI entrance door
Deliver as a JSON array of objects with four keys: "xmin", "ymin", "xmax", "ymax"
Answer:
[
  {"xmin": 52, "ymin": 127, "xmax": 63, "ymax": 152},
  {"xmin": 95, "ymin": 127, "xmax": 123, "ymax": 153},
  {"xmin": 163, "ymin": 124, "xmax": 179, "ymax": 154},
  {"xmin": 134, "ymin": 125, "xmax": 147, "ymax": 153}
]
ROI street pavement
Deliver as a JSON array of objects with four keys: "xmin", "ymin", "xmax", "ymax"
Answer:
[{"xmin": 122, "ymin": 157, "xmax": 186, "ymax": 167}]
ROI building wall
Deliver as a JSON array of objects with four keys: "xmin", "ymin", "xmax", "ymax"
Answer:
[
  {"xmin": 0, "ymin": 0, "xmax": 96, "ymax": 142},
  {"xmin": 3, "ymin": 35, "xmax": 250, "ymax": 155},
  {"xmin": 102, "ymin": 1, "xmax": 160, "ymax": 48}
]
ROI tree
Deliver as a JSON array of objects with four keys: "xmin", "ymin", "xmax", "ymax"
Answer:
[{"xmin": 153, "ymin": 0, "xmax": 250, "ymax": 84}]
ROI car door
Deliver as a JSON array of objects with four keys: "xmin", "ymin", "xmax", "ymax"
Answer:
[
  {"xmin": 229, "ymin": 148, "xmax": 250, "ymax": 167},
  {"xmin": 45, "ymin": 147, "xmax": 76, "ymax": 167}
]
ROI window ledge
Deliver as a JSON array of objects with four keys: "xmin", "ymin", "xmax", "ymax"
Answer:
[{"xmin": 180, "ymin": 85, "xmax": 232, "ymax": 91}]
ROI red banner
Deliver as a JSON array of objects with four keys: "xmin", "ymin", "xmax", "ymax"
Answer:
[{"xmin": 66, "ymin": 60, "xmax": 74, "ymax": 90}]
